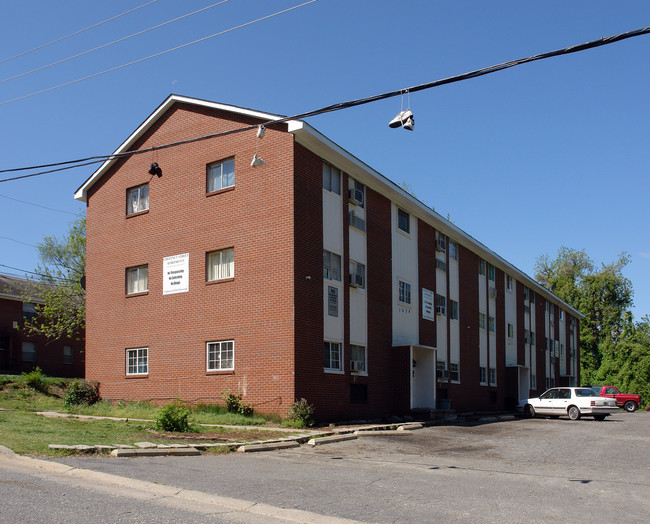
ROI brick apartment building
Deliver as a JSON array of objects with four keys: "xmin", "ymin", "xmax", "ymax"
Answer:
[
  {"xmin": 74, "ymin": 94, "xmax": 581, "ymax": 420},
  {"xmin": 0, "ymin": 274, "xmax": 85, "ymax": 377}
]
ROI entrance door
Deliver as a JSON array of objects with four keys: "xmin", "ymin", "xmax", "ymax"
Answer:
[
  {"xmin": 518, "ymin": 367, "xmax": 530, "ymax": 406},
  {"xmin": 411, "ymin": 346, "xmax": 436, "ymax": 410}
]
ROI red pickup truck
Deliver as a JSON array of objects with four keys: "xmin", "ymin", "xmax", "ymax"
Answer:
[{"xmin": 589, "ymin": 386, "xmax": 640, "ymax": 412}]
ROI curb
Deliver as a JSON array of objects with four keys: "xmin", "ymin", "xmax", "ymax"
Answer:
[
  {"xmin": 237, "ymin": 441, "xmax": 300, "ymax": 453},
  {"xmin": 354, "ymin": 430, "xmax": 414, "ymax": 437},
  {"xmin": 307, "ymin": 434, "xmax": 358, "ymax": 446}
]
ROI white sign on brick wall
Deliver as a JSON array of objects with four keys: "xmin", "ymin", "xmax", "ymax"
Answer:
[
  {"xmin": 422, "ymin": 288, "xmax": 435, "ymax": 321},
  {"xmin": 163, "ymin": 253, "xmax": 189, "ymax": 295}
]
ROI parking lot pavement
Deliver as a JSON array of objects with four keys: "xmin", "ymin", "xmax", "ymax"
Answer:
[{"xmin": 52, "ymin": 412, "xmax": 649, "ymax": 523}]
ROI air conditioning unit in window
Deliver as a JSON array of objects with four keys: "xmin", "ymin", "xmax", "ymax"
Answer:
[
  {"xmin": 350, "ymin": 360, "xmax": 365, "ymax": 373},
  {"xmin": 489, "ymin": 287, "xmax": 497, "ymax": 298},
  {"xmin": 348, "ymin": 188, "xmax": 363, "ymax": 206},
  {"xmin": 435, "ymin": 238, "xmax": 446, "ymax": 251},
  {"xmin": 349, "ymin": 270, "xmax": 363, "ymax": 288}
]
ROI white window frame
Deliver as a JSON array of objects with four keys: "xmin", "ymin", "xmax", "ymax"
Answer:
[
  {"xmin": 126, "ymin": 265, "xmax": 148, "ymax": 294},
  {"xmin": 349, "ymin": 260, "xmax": 366, "ymax": 289},
  {"xmin": 322, "ymin": 162, "xmax": 341, "ymax": 195},
  {"xmin": 349, "ymin": 344, "xmax": 367, "ymax": 375},
  {"xmin": 206, "ymin": 340, "xmax": 234, "ymax": 371},
  {"xmin": 488, "ymin": 316, "xmax": 496, "ymax": 333},
  {"xmin": 489, "ymin": 367, "xmax": 497, "ymax": 386},
  {"xmin": 63, "ymin": 345, "xmax": 73, "ymax": 365},
  {"xmin": 207, "ymin": 157, "xmax": 235, "ymax": 193},
  {"xmin": 127, "ymin": 183, "xmax": 149, "ymax": 215},
  {"xmin": 506, "ymin": 275, "xmax": 513, "ymax": 291},
  {"xmin": 323, "ymin": 250, "xmax": 342, "ymax": 281},
  {"xmin": 449, "ymin": 362, "xmax": 460, "ymax": 382},
  {"xmin": 397, "ymin": 208, "xmax": 410, "ymax": 234},
  {"xmin": 436, "ymin": 294, "xmax": 446, "ymax": 316},
  {"xmin": 207, "ymin": 248, "xmax": 234, "ymax": 281},
  {"xmin": 22, "ymin": 342, "xmax": 36, "ymax": 362},
  {"xmin": 449, "ymin": 299, "xmax": 459, "ymax": 320},
  {"xmin": 507, "ymin": 323, "xmax": 514, "ymax": 338},
  {"xmin": 449, "ymin": 240, "xmax": 458, "ymax": 261},
  {"xmin": 479, "ymin": 312, "xmax": 486, "ymax": 330},
  {"xmin": 487, "ymin": 263, "xmax": 495, "ymax": 282},
  {"xmin": 348, "ymin": 178, "xmax": 365, "ymax": 207},
  {"xmin": 126, "ymin": 347, "xmax": 148, "ymax": 375},
  {"xmin": 323, "ymin": 341, "xmax": 342, "ymax": 372},
  {"xmin": 479, "ymin": 259, "xmax": 486, "ymax": 276},
  {"xmin": 480, "ymin": 366, "xmax": 487, "ymax": 385},
  {"xmin": 398, "ymin": 280, "xmax": 412, "ymax": 305}
]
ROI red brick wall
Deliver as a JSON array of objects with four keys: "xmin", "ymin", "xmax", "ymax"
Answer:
[
  {"xmin": 418, "ymin": 222, "xmax": 437, "ymax": 348},
  {"xmin": 85, "ymin": 103, "xmax": 296, "ymax": 414}
]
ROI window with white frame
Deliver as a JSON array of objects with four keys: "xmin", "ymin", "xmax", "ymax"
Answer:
[
  {"xmin": 436, "ymin": 294, "xmax": 446, "ymax": 316},
  {"xmin": 437, "ymin": 360, "xmax": 447, "ymax": 380},
  {"xmin": 480, "ymin": 366, "xmax": 487, "ymax": 384},
  {"xmin": 479, "ymin": 312, "xmax": 486, "ymax": 330},
  {"xmin": 322, "ymin": 163, "xmax": 341, "ymax": 195},
  {"xmin": 560, "ymin": 310, "xmax": 564, "ymax": 320},
  {"xmin": 127, "ymin": 184, "xmax": 149, "ymax": 215},
  {"xmin": 207, "ymin": 340, "xmax": 234, "ymax": 371},
  {"xmin": 506, "ymin": 275, "xmax": 513, "ymax": 291},
  {"xmin": 449, "ymin": 299, "xmax": 458, "ymax": 320},
  {"xmin": 349, "ymin": 344, "xmax": 367, "ymax": 373},
  {"xmin": 479, "ymin": 259, "xmax": 486, "ymax": 276},
  {"xmin": 126, "ymin": 265, "xmax": 148, "ymax": 294},
  {"xmin": 398, "ymin": 280, "xmax": 411, "ymax": 305},
  {"xmin": 349, "ymin": 260, "xmax": 365, "ymax": 289},
  {"xmin": 489, "ymin": 367, "xmax": 497, "ymax": 385},
  {"xmin": 126, "ymin": 347, "xmax": 148, "ymax": 375},
  {"xmin": 488, "ymin": 316, "xmax": 496, "ymax": 333},
  {"xmin": 529, "ymin": 290, "xmax": 535, "ymax": 303},
  {"xmin": 63, "ymin": 345, "xmax": 73, "ymax": 365},
  {"xmin": 507, "ymin": 323, "xmax": 514, "ymax": 338},
  {"xmin": 207, "ymin": 248, "xmax": 234, "ymax": 281},
  {"xmin": 435, "ymin": 232, "xmax": 446, "ymax": 252},
  {"xmin": 487, "ymin": 263, "xmax": 495, "ymax": 281},
  {"xmin": 449, "ymin": 240, "xmax": 458, "ymax": 260},
  {"xmin": 207, "ymin": 157, "xmax": 235, "ymax": 192},
  {"xmin": 22, "ymin": 302, "xmax": 37, "ymax": 321},
  {"xmin": 323, "ymin": 341, "xmax": 342, "ymax": 371},
  {"xmin": 397, "ymin": 208, "xmax": 410, "ymax": 234},
  {"xmin": 22, "ymin": 342, "xmax": 36, "ymax": 362},
  {"xmin": 348, "ymin": 179, "xmax": 365, "ymax": 207},
  {"xmin": 449, "ymin": 362, "xmax": 459, "ymax": 382},
  {"xmin": 323, "ymin": 250, "xmax": 342, "ymax": 281},
  {"xmin": 436, "ymin": 257, "xmax": 446, "ymax": 272}
]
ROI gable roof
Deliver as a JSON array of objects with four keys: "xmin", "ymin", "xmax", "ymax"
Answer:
[
  {"xmin": 73, "ymin": 94, "xmax": 583, "ymax": 319},
  {"xmin": 0, "ymin": 274, "xmax": 43, "ymax": 303}
]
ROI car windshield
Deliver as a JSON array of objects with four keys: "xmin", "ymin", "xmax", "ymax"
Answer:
[{"xmin": 574, "ymin": 388, "xmax": 599, "ymax": 397}]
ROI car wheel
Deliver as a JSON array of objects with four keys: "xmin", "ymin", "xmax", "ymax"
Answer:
[
  {"xmin": 524, "ymin": 404, "xmax": 535, "ymax": 418},
  {"xmin": 594, "ymin": 415, "xmax": 606, "ymax": 421},
  {"xmin": 623, "ymin": 401, "xmax": 637, "ymax": 412},
  {"xmin": 568, "ymin": 406, "xmax": 581, "ymax": 420}
]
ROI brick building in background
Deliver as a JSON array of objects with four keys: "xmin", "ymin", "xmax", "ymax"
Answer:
[
  {"xmin": 0, "ymin": 274, "xmax": 85, "ymax": 377},
  {"xmin": 74, "ymin": 95, "xmax": 582, "ymax": 420}
]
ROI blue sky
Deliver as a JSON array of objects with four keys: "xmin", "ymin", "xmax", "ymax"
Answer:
[{"xmin": 1, "ymin": 1, "xmax": 648, "ymax": 319}]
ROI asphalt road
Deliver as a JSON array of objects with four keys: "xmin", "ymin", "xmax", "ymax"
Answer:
[{"xmin": 3, "ymin": 412, "xmax": 649, "ymax": 523}]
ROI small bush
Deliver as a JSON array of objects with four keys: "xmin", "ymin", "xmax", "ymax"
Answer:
[
  {"xmin": 284, "ymin": 398, "xmax": 315, "ymax": 428},
  {"xmin": 64, "ymin": 380, "xmax": 101, "ymax": 408},
  {"xmin": 155, "ymin": 402, "xmax": 191, "ymax": 432},
  {"xmin": 22, "ymin": 367, "xmax": 48, "ymax": 393},
  {"xmin": 221, "ymin": 390, "xmax": 255, "ymax": 417}
]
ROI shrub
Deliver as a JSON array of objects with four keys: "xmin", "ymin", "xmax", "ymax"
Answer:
[
  {"xmin": 221, "ymin": 390, "xmax": 254, "ymax": 416},
  {"xmin": 64, "ymin": 380, "xmax": 101, "ymax": 408},
  {"xmin": 155, "ymin": 402, "xmax": 191, "ymax": 432},
  {"xmin": 22, "ymin": 367, "xmax": 48, "ymax": 393},
  {"xmin": 284, "ymin": 398, "xmax": 315, "ymax": 428}
]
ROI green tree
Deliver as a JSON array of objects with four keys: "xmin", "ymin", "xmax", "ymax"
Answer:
[{"xmin": 23, "ymin": 217, "xmax": 85, "ymax": 340}]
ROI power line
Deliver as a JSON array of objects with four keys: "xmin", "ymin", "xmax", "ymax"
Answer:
[
  {"xmin": 1, "ymin": 23, "xmax": 648, "ymax": 184},
  {"xmin": 0, "ymin": 0, "xmax": 160, "ymax": 65},
  {"xmin": 0, "ymin": 236, "xmax": 36, "ymax": 248},
  {"xmin": 0, "ymin": 1, "xmax": 231, "ymax": 86},
  {"xmin": 0, "ymin": 0, "xmax": 318, "ymax": 107},
  {"xmin": 0, "ymin": 192, "xmax": 80, "ymax": 215}
]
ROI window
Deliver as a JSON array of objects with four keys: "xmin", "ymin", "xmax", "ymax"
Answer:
[
  {"xmin": 349, "ymin": 261, "xmax": 365, "ymax": 289},
  {"xmin": 126, "ymin": 347, "xmax": 148, "ymax": 375},
  {"xmin": 488, "ymin": 316, "xmax": 496, "ymax": 333},
  {"xmin": 506, "ymin": 275, "xmax": 513, "ymax": 291},
  {"xmin": 398, "ymin": 280, "xmax": 411, "ymax": 305},
  {"xmin": 487, "ymin": 263, "xmax": 495, "ymax": 281},
  {"xmin": 529, "ymin": 290, "xmax": 535, "ymax": 303},
  {"xmin": 350, "ymin": 344, "xmax": 367, "ymax": 373},
  {"xmin": 524, "ymin": 287, "xmax": 529, "ymax": 300},
  {"xmin": 479, "ymin": 259, "xmax": 486, "ymax": 276},
  {"xmin": 560, "ymin": 310, "xmax": 564, "ymax": 320},
  {"xmin": 322, "ymin": 163, "xmax": 341, "ymax": 195},
  {"xmin": 207, "ymin": 248, "xmax": 234, "ymax": 281},
  {"xmin": 530, "ymin": 331, "xmax": 535, "ymax": 345},
  {"xmin": 435, "ymin": 233, "xmax": 446, "ymax": 252},
  {"xmin": 127, "ymin": 183, "xmax": 149, "ymax": 215},
  {"xmin": 480, "ymin": 367, "xmax": 487, "ymax": 384},
  {"xmin": 323, "ymin": 341, "xmax": 342, "ymax": 371},
  {"xmin": 126, "ymin": 265, "xmax": 148, "ymax": 294},
  {"xmin": 436, "ymin": 258, "xmax": 446, "ymax": 272},
  {"xmin": 479, "ymin": 312, "xmax": 486, "ymax": 330},
  {"xmin": 437, "ymin": 360, "xmax": 447, "ymax": 380},
  {"xmin": 449, "ymin": 362, "xmax": 459, "ymax": 382},
  {"xmin": 449, "ymin": 299, "xmax": 458, "ymax": 320},
  {"xmin": 349, "ymin": 210, "xmax": 366, "ymax": 231},
  {"xmin": 207, "ymin": 158, "xmax": 235, "ymax": 192},
  {"xmin": 397, "ymin": 208, "xmax": 410, "ymax": 234},
  {"xmin": 323, "ymin": 250, "xmax": 342, "ymax": 281},
  {"xmin": 449, "ymin": 241, "xmax": 458, "ymax": 261},
  {"xmin": 348, "ymin": 179, "xmax": 365, "ymax": 207},
  {"xmin": 63, "ymin": 345, "xmax": 73, "ymax": 365},
  {"xmin": 436, "ymin": 294, "xmax": 446, "ymax": 316},
  {"xmin": 22, "ymin": 302, "xmax": 37, "ymax": 321},
  {"xmin": 507, "ymin": 323, "xmax": 514, "ymax": 338},
  {"xmin": 489, "ymin": 367, "xmax": 497, "ymax": 385},
  {"xmin": 207, "ymin": 340, "xmax": 234, "ymax": 371},
  {"xmin": 22, "ymin": 342, "xmax": 36, "ymax": 362}
]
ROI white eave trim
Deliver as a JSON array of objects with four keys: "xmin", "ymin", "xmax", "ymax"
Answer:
[{"xmin": 74, "ymin": 94, "xmax": 287, "ymax": 202}]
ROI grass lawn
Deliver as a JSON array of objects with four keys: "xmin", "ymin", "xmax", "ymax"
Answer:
[{"xmin": 0, "ymin": 374, "xmax": 301, "ymax": 456}]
